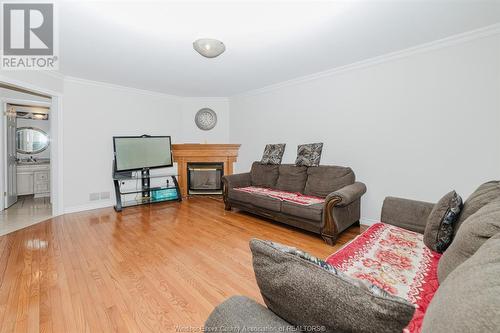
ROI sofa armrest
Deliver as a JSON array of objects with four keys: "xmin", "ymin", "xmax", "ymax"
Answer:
[
  {"xmin": 321, "ymin": 182, "xmax": 366, "ymax": 245},
  {"xmin": 222, "ymin": 172, "xmax": 251, "ymax": 189},
  {"xmin": 325, "ymin": 182, "xmax": 367, "ymax": 207},
  {"xmin": 381, "ymin": 197, "xmax": 435, "ymax": 234},
  {"xmin": 205, "ymin": 296, "xmax": 293, "ymax": 333},
  {"xmin": 222, "ymin": 173, "xmax": 251, "ymax": 210}
]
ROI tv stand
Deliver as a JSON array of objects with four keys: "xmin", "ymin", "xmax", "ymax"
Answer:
[{"xmin": 113, "ymin": 166, "xmax": 181, "ymax": 212}]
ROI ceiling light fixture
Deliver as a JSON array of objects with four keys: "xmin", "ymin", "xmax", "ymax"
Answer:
[{"xmin": 193, "ymin": 38, "xmax": 225, "ymax": 58}]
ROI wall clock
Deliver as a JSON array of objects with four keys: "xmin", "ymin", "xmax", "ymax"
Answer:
[{"xmin": 195, "ymin": 108, "xmax": 217, "ymax": 130}]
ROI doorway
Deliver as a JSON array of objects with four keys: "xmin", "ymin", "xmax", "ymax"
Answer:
[{"xmin": 0, "ymin": 82, "xmax": 60, "ymax": 235}]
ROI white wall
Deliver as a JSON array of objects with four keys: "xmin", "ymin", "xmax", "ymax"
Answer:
[
  {"xmin": 229, "ymin": 34, "xmax": 500, "ymax": 224},
  {"xmin": 62, "ymin": 79, "xmax": 230, "ymax": 210}
]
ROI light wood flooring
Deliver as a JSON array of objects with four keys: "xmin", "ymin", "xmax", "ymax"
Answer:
[{"xmin": 0, "ymin": 196, "xmax": 365, "ymax": 333}]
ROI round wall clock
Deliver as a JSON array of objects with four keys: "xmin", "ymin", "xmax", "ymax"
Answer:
[{"xmin": 195, "ymin": 108, "xmax": 217, "ymax": 131}]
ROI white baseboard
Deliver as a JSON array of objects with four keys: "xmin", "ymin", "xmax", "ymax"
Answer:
[
  {"xmin": 64, "ymin": 200, "xmax": 114, "ymax": 214},
  {"xmin": 360, "ymin": 217, "xmax": 379, "ymax": 227},
  {"xmin": 63, "ymin": 202, "xmax": 381, "ymax": 227}
]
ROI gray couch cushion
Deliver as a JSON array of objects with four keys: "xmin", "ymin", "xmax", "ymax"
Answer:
[
  {"xmin": 423, "ymin": 191, "xmax": 463, "ymax": 253},
  {"xmin": 304, "ymin": 165, "xmax": 355, "ymax": 198},
  {"xmin": 205, "ymin": 296, "xmax": 293, "ymax": 333},
  {"xmin": 250, "ymin": 239, "xmax": 415, "ymax": 333},
  {"xmin": 250, "ymin": 162, "xmax": 279, "ymax": 188},
  {"xmin": 438, "ymin": 200, "xmax": 500, "ymax": 283},
  {"xmin": 281, "ymin": 201, "xmax": 323, "ymax": 222},
  {"xmin": 455, "ymin": 181, "xmax": 500, "ymax": 235},
  {"xmin": 276, "ymin": 165, "xmax": 307, "ymax": 193},
  {"xmin": 422, "ymin": 233, "xmax": 500, "ymax": 333},
  {"xmin": 228, "ymin": 189, "xmax": 282, "ymax": 212}
]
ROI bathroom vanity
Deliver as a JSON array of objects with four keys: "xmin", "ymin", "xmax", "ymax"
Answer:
[{"xmin": 17, "ymin": 162, "xmax": 50, "ymax": 197}]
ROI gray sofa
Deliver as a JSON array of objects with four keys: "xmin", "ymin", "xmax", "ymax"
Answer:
[
  {"xmin": 222, "ymin": 162, "xmax": 367, "ymax": 245},
  {"xmin": 207, "ymin": 180, "xmax": 500, "ymax": 333}
]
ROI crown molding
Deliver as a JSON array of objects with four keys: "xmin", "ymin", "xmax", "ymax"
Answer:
[
  {"xmin": 7, "ymin": 23, "xmax": 498, "ymax": 101},
  {"xmin": 0, "ymin": 74, "xmax": 62, "ymax": 97},
  {"xmin": 232, "ymin": 23, "xmax": 500, "ymax": 98},
  {"xmin": 63, "ymin": 75, "xmax": 183, "ymax": 100},
  {"xmin": 44, "ymin": 71, "xmax": 65, "ymax": 80},
  {"xmin": 62, "ymin": 75, "xmax": 229, "ymax": 102}
]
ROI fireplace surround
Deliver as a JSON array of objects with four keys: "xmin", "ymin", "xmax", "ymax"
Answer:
[{"xmin": 171, "ymin": 144, "xmax": 241, "ymax": 197}]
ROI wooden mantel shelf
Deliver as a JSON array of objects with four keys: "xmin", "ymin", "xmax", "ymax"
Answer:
[{"xmin": 172, "ymin": 144, "xmax": 241, "ymax": 197}]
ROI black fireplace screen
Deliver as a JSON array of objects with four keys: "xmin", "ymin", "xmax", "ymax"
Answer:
[{"xmin": 187, "ymin": 163, "xmax": 224, "ymax": 194}]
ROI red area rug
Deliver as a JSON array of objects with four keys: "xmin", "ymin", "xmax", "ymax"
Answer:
[{"xmin": 326, "ymin": 223, "xmax": 441, "ymax": 333}]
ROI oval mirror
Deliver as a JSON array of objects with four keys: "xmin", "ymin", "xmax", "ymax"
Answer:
[{"xmin": 16, "ymin": 127, "xmax": 49, "ymax": 154}]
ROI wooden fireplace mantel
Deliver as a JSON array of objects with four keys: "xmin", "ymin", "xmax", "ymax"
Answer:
[{"xmin": 172, "ymin": 144, "xmax": 241, "ymax": 197}]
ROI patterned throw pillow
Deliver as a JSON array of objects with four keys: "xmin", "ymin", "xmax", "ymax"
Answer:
[
  {"xmin": 260, "ymin": 144, "xmax": 286, "ymax": 165},
  {"xmin": 295, "ymin": 143, "xmax": 323, "ymax": 167},
  {"xmin": 424, "ymin": 191, "xmax": 463, "ymax": 253},
  {"xmin": 250, "ymin": 239, "xmax": 415, "ymax": 333}
]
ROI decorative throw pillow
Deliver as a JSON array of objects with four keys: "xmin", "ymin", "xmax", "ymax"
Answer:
[
  {"xmin": 261, "ymin": 144, "xmax": 286, "ymax": 165},
  {"xmin": 295, "ymin": 143, "xmax": 323, "ymax": 167},
  {"xmin": 250, "ymin": 239, "xmax": 415, "ymax": 333},
  {"xmin": 423, "ymin": 191, "xmax": 463, "ymax": 253}
]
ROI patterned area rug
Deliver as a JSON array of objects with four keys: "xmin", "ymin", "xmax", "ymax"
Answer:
[
  {"xmin": 326, "ymin": 223, "xmax": 441, "ymax": 333},
  {"xmin": 234, "ymin": 186, "xmax": 325, "ymax": 206}
]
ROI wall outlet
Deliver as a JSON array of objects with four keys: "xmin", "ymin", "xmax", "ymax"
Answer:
[
  {"xmin": 100, "ymin": 191, "xmax": 110, "ymax": 200},
  {"xmin": 89, "ymin": 193, "xmax": 100, "ymax": 201}
]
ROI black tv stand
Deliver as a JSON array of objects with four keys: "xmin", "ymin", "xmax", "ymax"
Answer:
[{"xmin": 113, "ymin": 165, "xmax": 181, "ymax": 212}]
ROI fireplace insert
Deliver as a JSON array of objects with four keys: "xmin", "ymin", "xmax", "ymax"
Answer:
[{"xmin": 187, "ymin": 162, "xmax": 224, "ymax": 195}]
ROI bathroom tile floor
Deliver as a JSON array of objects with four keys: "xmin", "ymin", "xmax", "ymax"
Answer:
[{"xmin": 0, "ymin": 195, "xmax": 52, "ymax": 236}]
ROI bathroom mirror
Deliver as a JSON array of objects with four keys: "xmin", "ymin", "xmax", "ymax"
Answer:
[{"xmin": 16, "ymin": 127, "xmax": 49, "ymax": 154}]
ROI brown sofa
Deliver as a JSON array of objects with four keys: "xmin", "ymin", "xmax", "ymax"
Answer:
[
  {"xmin": 207, "ymin": 180, "xmax": 500, "ymax": 333},
  {"xmin": 222, "ymin": 162, "xmax": 367, "ymax": 245}
]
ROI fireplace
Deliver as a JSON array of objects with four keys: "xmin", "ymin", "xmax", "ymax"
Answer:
[{"xmin": 187, "ymin": 162, "xmax": 224, "ymax": 195}]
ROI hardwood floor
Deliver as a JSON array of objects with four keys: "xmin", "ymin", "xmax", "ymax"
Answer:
[{"xmin": 0, "ymin": 197, "xmax": 366, "ymax": 333}]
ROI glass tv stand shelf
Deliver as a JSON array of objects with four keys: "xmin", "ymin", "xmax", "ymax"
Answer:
[{"xmin": 112, "ymin": 168, "xmax": 182, "ymax": 212}]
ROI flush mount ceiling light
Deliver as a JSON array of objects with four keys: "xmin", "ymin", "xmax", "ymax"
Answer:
[{"xmin": 193, "ymin": 38, "xmax": 226, "ymax": 58}]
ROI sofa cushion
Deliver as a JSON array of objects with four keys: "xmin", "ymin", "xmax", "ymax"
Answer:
[
  {"xmin": 303, "ymin": 165, "xmax": 355, "ymax": 197},
  {"xmin": 327, "ymin": 222, "xmax": 441, "ymax": 332},
  {"xmin": 422, "ymin": 233, "xmax": 500, "ymax": 333},
  {"xmin": 455, "ymin": 181, "xmax": 500, "ymax": 235},
  {"xmin": 228, "ymin": 189, "xmax": 282, "ymax": 212},
  {"xmin": 276, "ymin": 165, "xmax": 307, "ymax": 193},
  {"xmin": 423, "ymin": 191, "xmax": 463, "ymax": 253},
  {"xmin": 250, "ymin": 239, "xmax": 415, "ymax": 333},
  {"xmin": 250, "ymin": 162, "xmax": 279, "ymax": 188},
  {"xmin": 205, "ymin": 296, "xmax": 293, "ymax": 333},
  {"xmin": 295, "ymin": 143, "xmax": 323, "ymax": 167},
  {"xmin": 281, "ymin": 201, "xmax": 323, "ymax": 222},
  {"xmin": 260, "ymin": 144, "xmax": 286, "ymax": 165},
  {"xmin": 438, "ymin": 200, "xmax": 500, "ymax": 283}
]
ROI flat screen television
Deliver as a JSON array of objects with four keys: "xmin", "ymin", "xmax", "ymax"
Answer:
[{"xmin": 113, "ymin": 136, "xmax": 173, "ymax": 172}]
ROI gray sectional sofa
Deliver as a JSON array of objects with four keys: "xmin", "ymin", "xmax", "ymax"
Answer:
[
  {"xmin": 222, "ymin": 162, "xmax": 367, "ymax": 245},
  {"xmin": 208, "ymin": 180, "xmax": 500, "ymax": 333}
]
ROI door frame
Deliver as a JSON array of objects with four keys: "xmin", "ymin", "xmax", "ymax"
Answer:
[{"xmin": 0, "ymin": 77, "xmax": 63, "ymax": 216}]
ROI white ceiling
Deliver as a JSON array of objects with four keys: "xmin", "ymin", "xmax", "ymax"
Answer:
[{"xmin": 59, "ymin": 0, "xmax": 500, "ymax": 97}]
